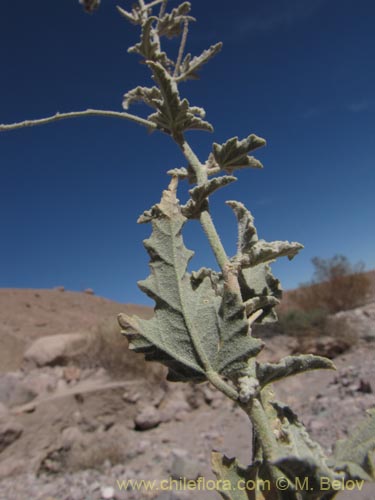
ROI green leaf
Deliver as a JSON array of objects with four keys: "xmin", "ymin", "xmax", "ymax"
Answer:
[
  {"xmin": 158, "ymin": 2, "xmax": 195, "ymax": 39},
  {"xmin": 118, "ymin": 181, "xmax": 262, "ymax": 383},
  {"xmin": 128, "ymin": 17, "xmax": 171, "ymax": 67},
  {"xmin": 116, "ymin": 5, "xmax": 142, "ymax": 25},
  {"xmin": 270, "ymin": 402, "xmax": 337, "ymax": 498},
  {"xmin": 256, "ymin": 355, "xmax": 335, "ymax": 388},
  {"xmin": 331, "ymin": 408, "xmax": 375, "ymax": 481},
  {"xmin": 211, "ymin": 451, "xmax": 296, "ymax": 500},
  {"xmin": 177, "ymin": 42, "xmax": 223, "ymax": 81},
  {"xmin": 182, "ymin": 176, "xmax": 236, "ymax": 218},
  {"xmin": 122, "ymin": 85, "xmax": 161, "ymax": 110},
  {"xmin": 239, "ymin": 265, "xmax": 282, "ymax": 324},
  {"xmin": 147, "ymin": 61, "xmax": 213, "ymax": 134},
  {"xmin": 212, "ymin": 135, "xmax": 266, "ymax": 174},
  {"xmin": 226, "ymin": 201, "xmax": 302, "ymax": 323}
]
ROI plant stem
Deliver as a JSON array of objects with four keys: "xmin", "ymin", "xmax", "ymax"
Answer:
[
  {"xmin": 174, "ymin": 18, "xmax": 189, "ymax": 78},
  {"xmin": 0, "ymin": 109, "xmax": 157, "ymax": 132},
  {"xmin": 177, "ymin": 137, "xmax": 230, "ymax": 272}
]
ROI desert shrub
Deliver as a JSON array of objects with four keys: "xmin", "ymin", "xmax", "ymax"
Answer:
[
  {"xmin": 77, "ymin": 316, "xmax": 166, "ymax": 382},
  {"xmin": 279, "ymin": 306, "xmax": 359, "ymax": 357},
  {"xmin": 291, "ymin": 254, "xmax": 371, "ymax": 313},
  {"xmin": 278, "ymin": 308, "xmax": 328, "ymax": 337}
]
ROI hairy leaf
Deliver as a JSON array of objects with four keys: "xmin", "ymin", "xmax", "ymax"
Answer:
[
  {"xmin": 119, "ymin": 182, "xmax": 262, "ymax": 382},
  {"xmin": 122, "ymin": 85, "xmax": 161, "ymax": 110},
  {"xmin": 158, "ymin": 2, "xmax": 195, "ymax": 39},
  {"xmin": 128, "ymin": 17, "xmax": 171, "ymax": 67},
  {"xmin": 257, "ymin": 355, "xmax": 335, "ymax": 388},
  {"xmin": 212, "ymin": 135, "xmax": 266, "ymax": 173},
  {"xmin": 212, "ymin": 451, "xmax": 297, "ymax": 500},
  {"xmin": 177, "ymin": 42, "xmax": 223, "ymax": 81},
  {"xmin": 331, "ymin": 408, "xmax": 375, "ymax": 481},
  {"xmin": 182, "ymin": 176, "xmax": 236, "ymax": 218},
  {"xmin": 116, "ymin": 5, "xmax": 142, "ymax": 25},
  {"xmin": 147, "ymin": 61, "xmax": 213, "ymax": 134},
  {"xmin": 270, "ymin": 402, "xmax": 337, "ymax": 498}
]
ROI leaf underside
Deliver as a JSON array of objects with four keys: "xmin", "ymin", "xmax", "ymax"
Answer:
[{"xmin": 119, "ymin": 182, "xmax": 263, "ymax": 383}]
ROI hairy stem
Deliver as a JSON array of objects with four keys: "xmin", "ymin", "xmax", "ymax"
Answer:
[
  {"xmin": 174, "ymin": 18, "xmax": 189, "ymax": 78},
  {"xmin": 177, "ymin": 137, "xmax": 230, "ymax": 272},
  {"xmin": 0, "ymin": 109, "xmax": 157, "ymax": 132}
]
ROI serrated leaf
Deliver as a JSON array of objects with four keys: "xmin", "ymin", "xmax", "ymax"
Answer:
[
  {"xmin": 331, "ymin": 408, "xmax": 375, "ymax": 481},
  {"xmin": 122, "ymin": 85, "xmax": 161, "ymax": 110},
  {"xmin": 119, "ymin": 182, "xmax": 262, "ymax": 383},
  {"xmin": 182, "ymin": 176, "xmax": 236, "ymax": 218},
  {"xmin": 237, "ymin": 262, "xmax": 281, "ymax": 324},
  {"xmin": 177, "ymin": 42, "xmax": 223, "ymax": 81},
  {"xmin": 270, "ymin": 402, "xmax": 337, "ymax": 498},
  {"xmin": 147, "ymin": 61, "xmax": 213, "ymax": 134},
  {"xmin": 257, "ymin": 355, "xmax": 335, "ymax": 388},
  {"xmin": 116, "ymin": 5, "xmax": 142, "ymax": 25},
  {"xmin": 226, "ymin": 201, "xmax": 258, "ymax": 255},
  {"xmin": 212, "ymin": 135, "xmax": 266, "ymax": 173},
  {"xmin": 240, "ymin": 240, "xmax": 304, "ymax": 269},
  {"xmin": 128, "ymin": 17, "xmax": 171, "ymax": 66},
  {"xmin": 158, "ymin": 2, "xmax": 195, "ymax": 39},
  {"xmin": 211, "ymin": 451, "xmax": 295, "ymax": 500}
]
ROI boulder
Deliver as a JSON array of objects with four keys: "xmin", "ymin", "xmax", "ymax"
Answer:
[
  {"xmin": 23, "ymin": 332, "xmax": 89, "ymax": 368},
  {"xmin": 0, "ymin": 374, "xmax": 37, "ymax": 408},
  {"xmin": 134, "ymin": 405, "xmax": 161, "ymax": 431}
]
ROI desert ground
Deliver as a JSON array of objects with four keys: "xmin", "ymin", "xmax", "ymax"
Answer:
[{"xmin": 0, "ymin": 286, "xmax": 374, "ymax": 500}]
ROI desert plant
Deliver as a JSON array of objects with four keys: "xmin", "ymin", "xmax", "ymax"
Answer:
[
  {"xmin": 1, "ymin": 1, "xmax": 374, "ymax": 498},
  {"xmin": 292, "ymin": 255, "xmax": 371, "ymax": 314}
]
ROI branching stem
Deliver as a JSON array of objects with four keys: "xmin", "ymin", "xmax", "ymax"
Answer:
[{"xmin": 0, "ymin": 109, "xmax": 157, "ymax": 132}]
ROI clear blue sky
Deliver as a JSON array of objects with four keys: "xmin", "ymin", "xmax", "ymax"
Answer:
[{"xmin": 1, "ymin": 0, "xmax": 374, "ymax": 305}]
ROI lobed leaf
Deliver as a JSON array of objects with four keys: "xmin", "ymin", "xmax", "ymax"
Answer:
[
  {"xmin": 147, "ymin": 61, "xmax": 213, "ymax": 134},
  {"xmin": 158, "ymin": 2, "xmax": 195, "ymax": 39},
  {"xmin": 212, "ymin": 135, "xmax": 266, "ymax": 174},
  {"xmin": 119, "ymin": 181, "xmax": 262, "ymax": 383},
  {"xmin": 177, "ymin": 42, "xmax": 223, "ymax": 81},
  {"xmin": 331, "ymin": 408, "xmax": 375, "ymax": 481},
  {"xmin": 256, "ymin": 355, "xmax": 335, "ymax": 388},
  {"xmin": 128, "ymin": 17, "xmax": 171, "ymax": 67},
  {"xmin": 182, "ymin": 176, "xmax": 236, "ymax": 218}
]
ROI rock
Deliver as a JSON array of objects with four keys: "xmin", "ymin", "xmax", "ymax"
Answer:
[
  {"xmin": 159, "ymin": 391, "xmax": 191, "ymax": 423},
  {"xmin": 0, "ymin": 374, "xmax": 37, "ymax": 408},
  {"xmin": 23, "ymin": 332, "xmax": 89, "ymax": 368},
  {"xmin": 134, "ymin": 406, "xmax": 161, "ymax": 431},
  {"xmin": 61, "ymin": 426, "xmax": 83, "ymax": 449},
  {"xmin": 100, "ymin": 485, "xmax": 115, "ymax": 499},
  {"xmin": 169, "ymin": 450, "xmax": 202, "ymax": 480},
  {"xmin": 122, "ymin": 391, "xmax": 141, "ymax": 404},
  {"xmin": 84, "ymin": 288, "xmax": 95, "ymax": 295},
  {"xmin": 21, "ymin": 371, "xmax": 57, "ymax": 397},
  {"xmin": 63, "ymin": 365, "xmax": 81, "ymax": 383},
  {"xmin": 0, "ymin": 421, "xmax": 24, "ymax": 453}
]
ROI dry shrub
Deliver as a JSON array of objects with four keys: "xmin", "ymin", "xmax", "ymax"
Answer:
[
  {"xmin": 76, "ymin": 316, "xmax": 166, "ymax": 382},
  {"xmin": 278, "ymin": 306, "xmax": 359, "ymax": 357},
  {"xmin": 289, "ymin": 255, "xmax": 371, "ymax": 314}
]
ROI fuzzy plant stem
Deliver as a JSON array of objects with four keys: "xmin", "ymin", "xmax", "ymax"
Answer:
[
  {"xmin": 177, "ymin": 134, "xmax": 286, "ymax": 471},
  {"xmin": 178, "ymin": 137, "xmax": 229, "ymax": 271},
  {"xmin": 0, "ymin": 109, "xmax": 157, "ymax": 133}
]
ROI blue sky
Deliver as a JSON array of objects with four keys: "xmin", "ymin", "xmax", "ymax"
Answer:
[{"xmin": 0, "ymin": 0, "xmax": 374, "ymax": 305}]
